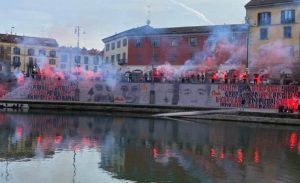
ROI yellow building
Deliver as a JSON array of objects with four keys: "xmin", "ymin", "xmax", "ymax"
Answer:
[
  {"xmin": 245, "ymin": 0, "xmax": 300, "ymax": 78},
  {"xmin": 0, "ymin": 34, "xmax": 59, "ymax": 77}
]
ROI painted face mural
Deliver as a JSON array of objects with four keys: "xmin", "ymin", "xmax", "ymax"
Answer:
[
  {"xmin": 120, "ymin": 84, "xmax": 139, "ymax": 103},
  {"xmin": 88, "ymin": 83, "xmax": 114, "ymax": 102},
  {"xmin": 179, "ymin": 84, "xmax": 211, "ymax": 106}
]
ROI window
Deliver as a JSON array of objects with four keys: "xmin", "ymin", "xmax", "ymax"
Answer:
[
  {"xmin": 288, "ymin": 46, "xmax": 294, "ymax": 56},
  {"xmin": 152, "ymin": 53, "xmax": 158, "ymax": 62},
  {"xmin": 191, "ymin": 52, "xmax": 196, "ymax": 59},
  {"xmin": 111, "ymin": 55, "xmax": 115, "ymax": 64},
  {"xmin": 117, "ymin": 40, "xmax": 121, "ymax": 48},
  {"xmin": 93, "ymin": 56, "xmax": 99, "ymax": 65},
  {"xmin": 39, "ymin": 49, "xmax": 46, "ymax": 56},
  {"xmin": 116, "ymin": 54, "xmax": 121, "ymax": 62},
  {"xmin": 123, "ymin": 52, "xmax": 126, "ymax": 61},
  {"xmin": 49, "ymin": 59, "xmax": 56, "ymax": 65},
  {"xmin": 105, "ymin": 57, "xmax": 109, "ymax": 63},
  {"xmin": 281, "ymin": 10, "xmax": 295, "ymax": 24},
  {"xmin": 111, "ymin": 42, "xmax": 115, "ymax": 50},
  {"xmin": 28, "ymin": 48, "xmax": 35, "ymax": 56},
  {"xmin": 258, "ymin": 12, "xmax": 271, "ymax": 25},
  {"xmin": 284, "ymin": 26, "xmax": 292, "ymax": 38},
  {"xmin": 84, "ymin": 56, "xmax": 89, "ymax": 64},
  {"xmin": 75, "ymin": 56, "xmax": 81, "ymax": 64},
  {"xmin": 13, "ymin": 47, "xmax": 21, "ymax": 55},
  {"xmin": 0, "ymin": 65, "xmax": 2, "ymax": 71},
  {"xmin": 93, "ymin": 66, "xmax": 98, "ymax": 72},
  {"xmin": 123, "ymin": 39, "xmax": 127, "ymax": 46},
  {"xmin": 105, "ymin": 44, "xmax": 110, "ymax": 51},
  {"xmin": 229, "ymin": 34, "xmax": 237, "ymax": 43},
  {"xmin": 135, "ymin": 39, "xmax": 141, "ymax": 48},
  {"xmin": 169, "ymin": 53, "xmax": 177, "ymax": 61},
  {"xmin": 28, "ymin": 57, "xmax": 34, "ymax": 67},
  {"xmin": 49, "ymin": 50, "xmax": 56, "ymax": 57},
  {"xmin": 12, "ymin": 56, "xmax": 21, "ymax": 68},
  {"xmin": 85, "ymin": 65, "xmax": 89, "ymax": 70},
  {"xmin": 170, "ymin": 38, "xmax": 178, "ymax": 47},
  {"xmin": 260, "ymin": 28, "xmax": 268, "ymax": 40},
  {"xmin": 189, "ymin": 37, "xmax": 197, "ymax": 47},
  {"xmin": 152, "ymin": 39, "xmax": 160, "ymax": 48},
  {"xmin": 61, "ymin": 54, "xmax": 68, "ymax": 62},
  {"xmin": 61, "ymin": 64, "xmax": 66, "ymax": 69},
  {"xmin": 37, "ymin": 58, "xmax": 43, "ymax": 65}
]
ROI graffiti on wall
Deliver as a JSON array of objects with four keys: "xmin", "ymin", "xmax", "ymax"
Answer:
[
  {"xmin": 87, "ymin": 82, "xmax": 114, "ymax": 102},
  {"xmin": 114, "ymin": 84, "xmax": 140, "ymax": 103},
  {"xmin": 27, "ymin": 79, "xmax": 79, "ymax": 101},
  {"xmin": 214, "ymin": 84, "xmax": 300, "ymax": 108}
]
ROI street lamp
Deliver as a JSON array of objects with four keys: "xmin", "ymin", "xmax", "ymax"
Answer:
[
  {"xmin": 10, "ymin": 27, "xmax": 15, "ymax": 35},
  {"xmin": 246, "ymin": 24, "xmax": 250, "ymax": 74}
]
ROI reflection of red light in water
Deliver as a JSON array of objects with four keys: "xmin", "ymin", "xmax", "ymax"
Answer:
[
  {"xmin": 210, "ymin": 148, "xmax": 216, "ymax": 159},
  {"xmin": 0, "ymin": 113, "xmax": 5, "ymax": 124},
  {"xmin": 289, "ymin": 132, "xmax": 297, "ymax": 150},
  {"xmin": 82, "ymin": 137, "xmax": 90, "ymax": 146},
  {"xmin": 254, "ymin": 148, "xmax": 260, "ymax": 163},
  {"xmin": 153, "ymin": 147, "xmax": 158, "ymax": 158},
  {"xmin": 220, "ymin": 148, "xmax": 225, "ymax": 159},
  {"xmin": 37, "ymin": 135, "xmax": 42, "ymax": 145},
  {"xmin": 55, "ymin": 135, "xmax": 62, "ymax": 144},
  {"xmin": 237, "ymin": 148, "xmax": 244, "ymax": 163},
  {"xmin": 16, "ymin": 127, "xmax": 22, "ymax": 138}
]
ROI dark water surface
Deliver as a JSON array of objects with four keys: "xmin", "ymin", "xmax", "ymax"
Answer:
[{"xmin": 0, "ymin": 111, "xmax": 299, "ymax": 183}]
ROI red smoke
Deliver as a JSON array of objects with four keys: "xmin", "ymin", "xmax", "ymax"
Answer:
[{"xmin": 250, "ymin": 41, "xmax": 294, "ymax": 78}]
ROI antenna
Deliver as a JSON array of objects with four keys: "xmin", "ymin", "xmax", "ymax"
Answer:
[
  {"xmin": 146, "ymin": 5, "xmax": 151, "ymax": 25},
  {"xmin": 74, "ymin": 26, "xmax": 83, "ymax": 48}
]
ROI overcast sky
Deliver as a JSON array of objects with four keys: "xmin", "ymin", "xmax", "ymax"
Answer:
[{"xmin": 1, "ymin": 0, "xmax": 250, "ymax": 49}]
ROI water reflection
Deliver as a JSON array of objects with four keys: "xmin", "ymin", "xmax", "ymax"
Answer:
[{"xmin": 0, "ymin": 111, "xmax": 299, "ymax": 183}]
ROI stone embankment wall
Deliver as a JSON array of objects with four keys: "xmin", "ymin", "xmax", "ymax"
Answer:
[{"xmin": 2, "ymin": 79, "xmax": 300, "ymax": 109}]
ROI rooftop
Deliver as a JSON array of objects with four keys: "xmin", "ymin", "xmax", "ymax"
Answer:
[
  {"xmin": 245, "ymin": 0, "xmax": 300, "ymax": 8},
  {"xmin": 102, "ymin": 24, "xmax": 248, "ymax": 42},
  {"xmin": 59, "ymin": 46, "xmax": 103, "ymax": 55},
  {"xmin": 0, "ymin": 34, "xmax": 58, "ymax": 47}
]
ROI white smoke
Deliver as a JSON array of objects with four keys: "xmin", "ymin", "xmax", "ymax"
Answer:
[{"xmin": 168, "ymin": 0, "xmax": 214, "ymax": 25}]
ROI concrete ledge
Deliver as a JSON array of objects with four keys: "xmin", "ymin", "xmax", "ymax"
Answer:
[
  {"xmin": 0, "ymin": 99, "xmax": 221, "ymax": 114},
  {"xmin": 178, "ymin": 113, "xmax": 300, "ymax": 125}
]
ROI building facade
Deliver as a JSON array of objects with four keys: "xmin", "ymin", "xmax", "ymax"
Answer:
[
  {"xmin": 245, "ymin": 0, "xmax": 300, "ymax": 72},
  {"xmin": 0, "ymin": 34, "xmax": 59, "ymax": 77},
  {"xmin": 59, "ymin": 47, "xmax": 104, "ymax": 73},
  {"xmin": 102, "ymin": 24, "xmax": 247, "ymax": 73}
]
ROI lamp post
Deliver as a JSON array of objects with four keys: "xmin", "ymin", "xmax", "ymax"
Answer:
[
  {"xmin": 10, "ymin": 27, "xmax": 15, "ymax": 35},
  {"xmin": 150, "ymin": 37, "xmax": 155, "ymax": 104},
  {"xmin": 246, "ymin": 24, "xmax": 250, "ymax": 74}
]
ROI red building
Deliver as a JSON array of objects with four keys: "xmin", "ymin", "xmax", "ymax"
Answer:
[{"xmin": 102, "ymin": 24, "xmax": 247, "ymax": 73}]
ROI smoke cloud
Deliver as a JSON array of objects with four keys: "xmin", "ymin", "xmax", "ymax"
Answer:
[
  {"xmin": 157, "ymin": 26, "xmax": 246, "ymax": 79},
  {"xmin": 250, "ymin": 41, "xmax": 294, "ymax": 78}
]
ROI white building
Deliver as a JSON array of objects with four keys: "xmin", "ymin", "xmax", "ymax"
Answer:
[{"xmin": 59, "ymin": 47, "xmax": 104, "ymax": 73}]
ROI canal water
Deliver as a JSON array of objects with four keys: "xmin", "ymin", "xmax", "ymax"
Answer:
[{"xmin": 0, "ymin": 111, "xmax": 299, "ymax": 183}]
